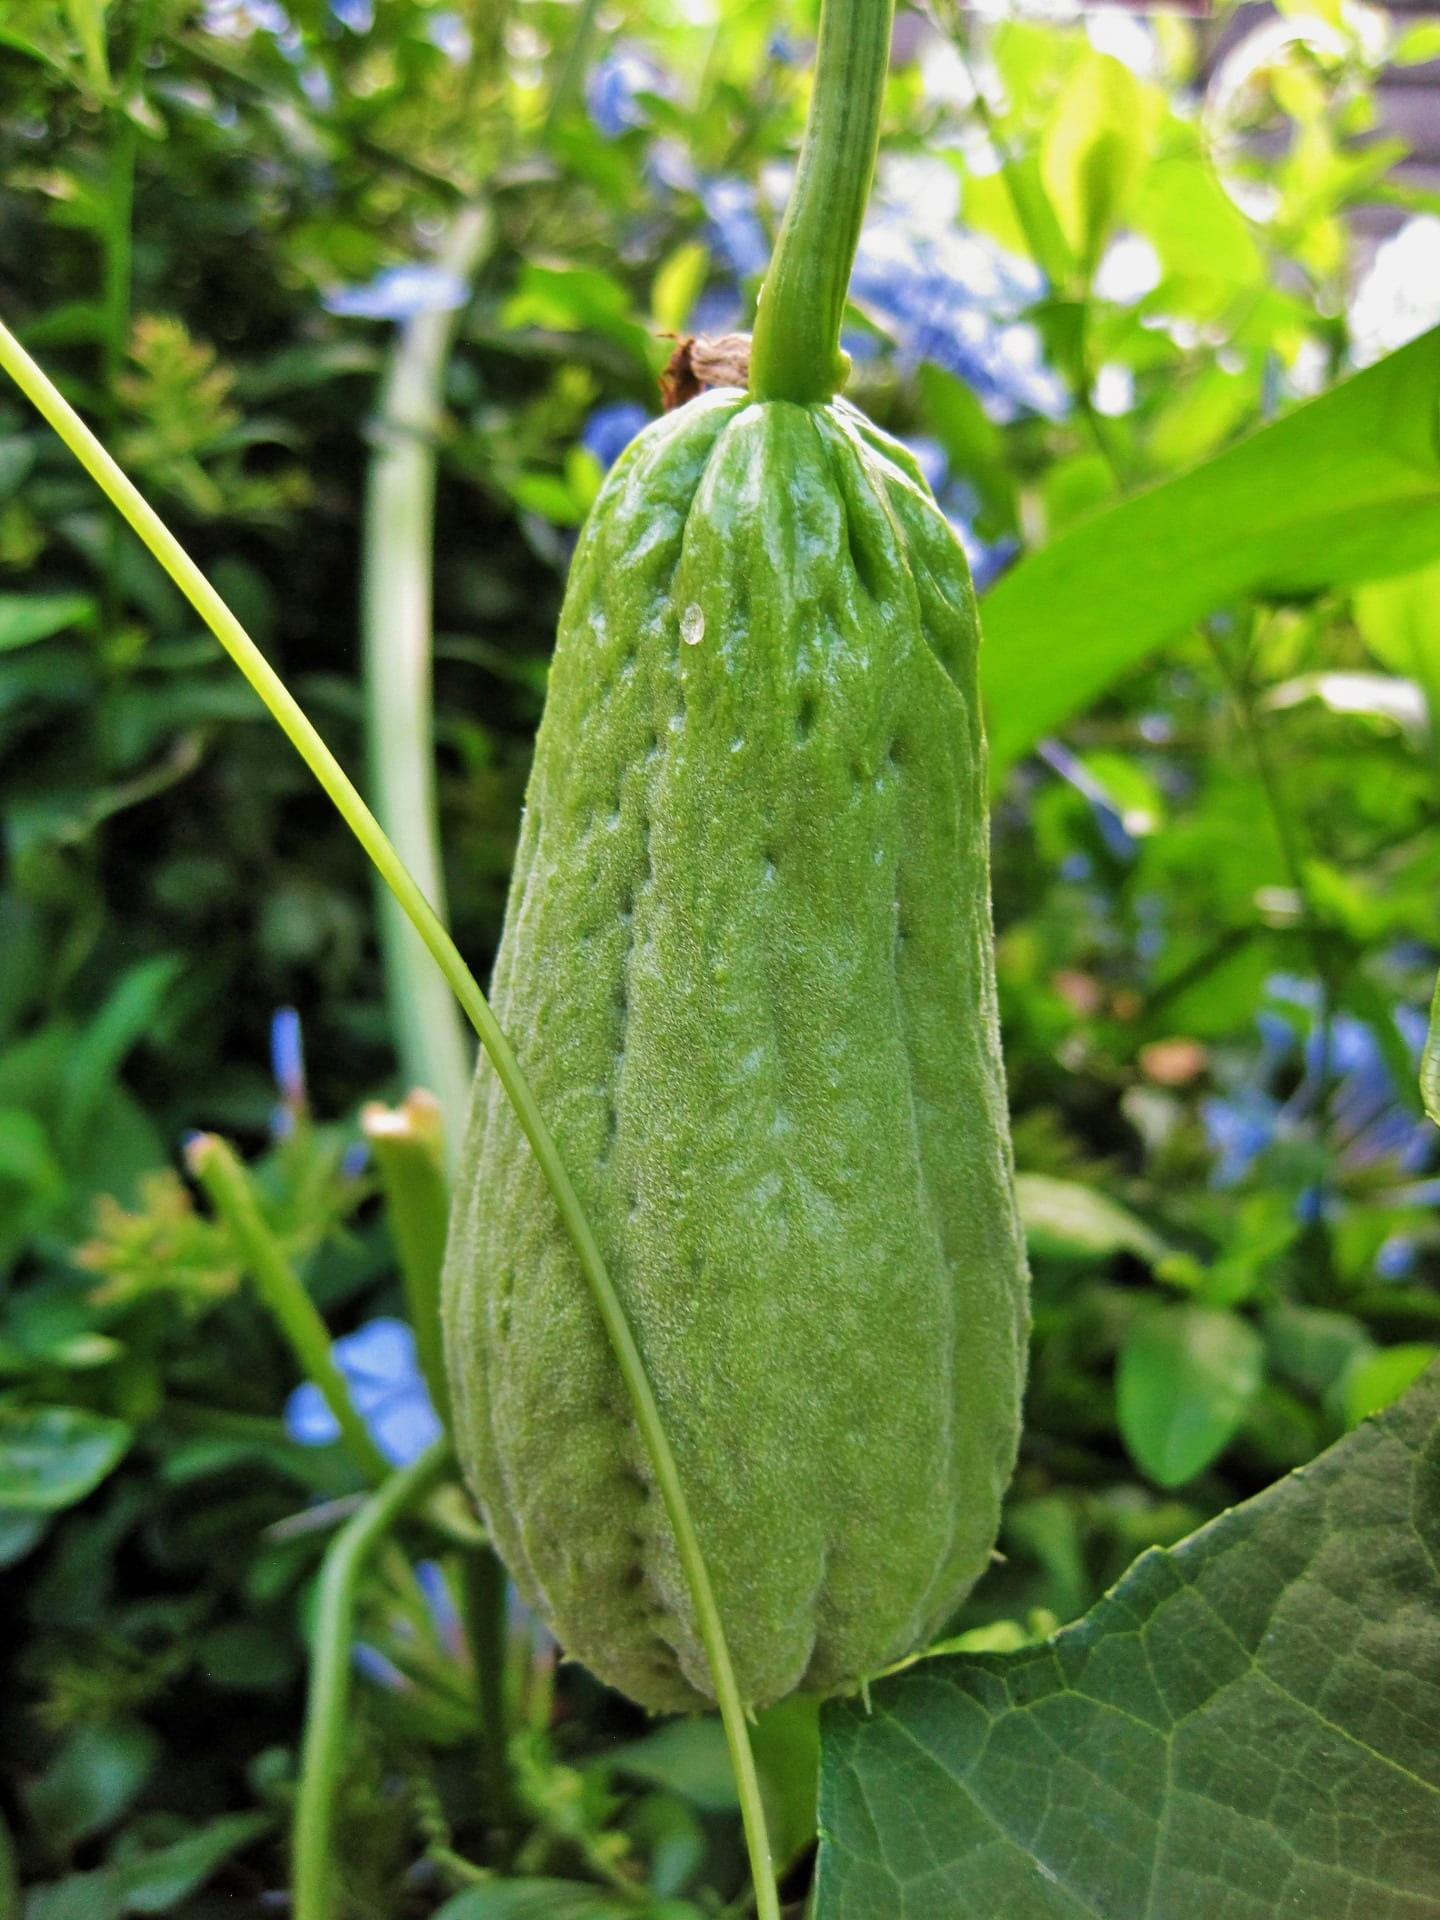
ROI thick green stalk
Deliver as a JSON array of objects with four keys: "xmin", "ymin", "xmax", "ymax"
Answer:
[
  {"xmin": 361, "ymin": 1092, "xmax": 452, "ymax": 1427},
  {"xmin": 747, "ymin": 0, "xmax": 895, "ymax": 403},
  {"xmin": 293, "ymin": 1439, "xmax": 451, "ymax": 1920},
  {"xmin": 362, "ymin": 205, "xmax": 492, "ymax": 1152},
  {"xmin": 458, "ymin": 1541, "xmax": 517, "ymax": 1834},
  {"xmin": 0, "ymin": 318, "xmax": 779, "ymax": 1920},
  {"xmin": 186, "ymin": 1134, "xmax": 391, "ymax": 1486}
]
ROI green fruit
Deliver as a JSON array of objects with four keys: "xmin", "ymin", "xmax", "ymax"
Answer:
[{"xmin": 442, "ymin": 386, "xmax": 1028, "ymax": 1713}]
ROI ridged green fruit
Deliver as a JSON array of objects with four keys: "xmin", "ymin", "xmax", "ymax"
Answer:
[{"xmin": 442, "ymin": 386, "xmax": 1028, "ymax": 1713}]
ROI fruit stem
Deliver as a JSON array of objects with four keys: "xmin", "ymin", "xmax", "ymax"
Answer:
[{"xmin": 748, "ymin": 0, "xmax": 895, "ymax": 404}]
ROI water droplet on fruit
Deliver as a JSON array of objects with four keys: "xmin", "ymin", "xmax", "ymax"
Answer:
[{"xmin": 680, "ymin": 603, "xmax": 705, "ymax": 647}]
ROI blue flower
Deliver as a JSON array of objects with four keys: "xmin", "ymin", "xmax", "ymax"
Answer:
[
  {"xmin": 1202, "ymin": 1090, "xmax": 1280, "ymax": 1187},
  {"xmin": 324, "ymin": 265, "xmax": 469, "ymax": 321},
  {"xmin": 586, "ymin": 48, "xmax": 665, "ymax": 138},
  {"xmin": 1377, "ymin": 1234, "xmax": 1417, "ymax": 1279},
  {"xmin": 581, "ymin": 401, "xmax": 650, "ymax": 471},
  {"xmin": 270, "ymin": 1006, "xmax": 306, "ymax": 1139},
  {"xmin": 952, "ymin": 519, "xmax": 1017, "ymax": 594},
  {"xmin": 426, "ymin": 11, "xmax": 470, "ymax": 62},
  {"xmin": 330, "ymin": 0, "xmax": 372, "ymax": 30},
  {"xmin": 849, "ymin": 215, "xmax": 1068, "ymax": 423},
  {"xmin": 897, "ymin": 434, "xmax": 949, "ymax": 497},
  {"xmin": 700, "ymin": 178, "xmax": 769, "ymax": 279},
  {"xmin": 286, "ymin": 1318, "xmax": 442, "ymax": 1467}
]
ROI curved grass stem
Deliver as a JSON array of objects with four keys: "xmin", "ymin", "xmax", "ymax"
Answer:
[{"xmin": 0, "ymin": 316, "xmax": 779, "ymax": 1920}]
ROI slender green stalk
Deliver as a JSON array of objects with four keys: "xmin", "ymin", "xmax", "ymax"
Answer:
[
  {"xmin": 543, "ymin": 0, "xmax": 607, "ymax": 136},
  {"xmin": 0, "ymin": 1803, "xmax": 19, "ymax": 1920},
  {"xmin": 186, "ymin": 1133, "xmax": 391, "ymax": 1486},
  {"xmin": 748, "ymin": 0, "xmax": 895, "ymax": 403},
  {"xmin": 459, "ymin": 1542, "xmax": 517, "ymax": 1834},
  {"xmin": 361, "ymin": 1092, "xmax": 452, "ymax": 1426},
  {"xmin": 362, "ymin": 206, "xmax": 492, "ymax": 1150},
  {"xmin": 0, "ymin": 317, "xmax": 779, "ymax": 1920},
  {"xmin": 293, "ymin": 1439, "xmax": 451, "ymax": 1920}
]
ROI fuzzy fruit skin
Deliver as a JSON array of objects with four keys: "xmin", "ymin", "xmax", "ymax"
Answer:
[{"xmin": 442, "ymin": 389, "xmax": 1029, "ymax": 1713}]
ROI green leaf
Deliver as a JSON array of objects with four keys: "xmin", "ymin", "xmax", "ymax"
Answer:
[
  {"xmin": 0, "ymin": 1505, "xmax": 48, "ymax": 1568},
  {"xmin": 1354, "ymin": 558, "xmax": 1440, "ymax": 733},
  {"xmin": 22, "ymin": 1811, "xmax": 269, "ymax": 1920},
  {"xmin": 815, "ymin": 1363, "xmax": 1440, "ymax": 1918},
  {"xmin": 0, "ymin": 1405, "xmax": 132, "ymax": 1511},
  {"xmin": 1421, "ymin": 971, "xmax": 1440, "ymax": 1127},
  {"xmin": 503, "ymin": 262, "xmax": 655, "ymax": 370},
  {"xmin": 751, "ymin": 1692, "xmax": 821, "ymax": 1870},
  {"xmin": 607, "ymin": 1718, "xmax": 737, "ymax": 1812},
  {"xmin": 57, "ymin": 956, "xmax": 183, "ymax": 1156},
  {"xmin": 981, "ymin": 327, "xmax": 1440, "ymax": 779},
  {"xmin": 113, "ymin": 1811, "xmax": 271, "ymax": 1912},
  {"xmin": 1343, "ymin": 1344, "xmax": 1440, "ymax": 1427},
  {"xmin": 61, "ymin": 0, "xmax": 110, "ymax": 95},
  {"xmin": 1015, "ymin": 1172, "xmax": 1168, "ymax": 1263},
  {"xmin": 432, "ymin": 1884, "xmax": 642, "ymax": 1919},
  {"xmin": 1040, "ymin": 52, "xmax": 1151, "ymax": 274},
  {"xmin": 651, "ymin": 242, "xmax": 709, "ymax": 333},
  {"xmin": 1118, "ymin": 1305, "xmax": 1264, "ymax": 1486},
  {"xmin": 0, "ymin": 593, "xmax": 93, "ymax": 653},
  {"xmin": 22, "ymin": 1721, "xmax": 159, "ymax": 1856}
]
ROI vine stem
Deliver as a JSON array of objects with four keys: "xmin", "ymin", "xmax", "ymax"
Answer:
[
  {"xmin": 748, "ymin": 0, "xmax": 896, "ymax": 403},
  {"xmin": 293, "ymin": 1439, "xmax": 451, "ymax": 1920},
  {"xmin": 0, "ymin": 317, "xmax": 778, "ymax": 1920}
]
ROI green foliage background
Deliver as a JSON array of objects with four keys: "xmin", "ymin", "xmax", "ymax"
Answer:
[{"xmin": 1, "ymin": 0, "xmax": 1437, "ymax": 1912}]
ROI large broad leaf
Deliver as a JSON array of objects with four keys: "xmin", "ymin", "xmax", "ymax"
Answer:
[
  {"xmin": 981, "ymin": 327, "xmax": 1440, "ymax": 778},
  {"xmin": 814, "ymin": 1364, "xmax": 1440, "ymax": 1918}
]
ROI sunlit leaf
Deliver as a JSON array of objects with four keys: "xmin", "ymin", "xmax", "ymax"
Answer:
[{"xmin": 981, "ymin": 327, "xmax": 1440, "ymax": 778}]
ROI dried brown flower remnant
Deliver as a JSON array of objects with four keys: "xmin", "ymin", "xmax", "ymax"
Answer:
[{"xmin": 660, "ymin": 333, "xmax": 752, "ymax": 410}]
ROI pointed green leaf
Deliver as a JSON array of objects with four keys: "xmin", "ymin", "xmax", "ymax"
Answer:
[
  {"xmin": 0, "ymin": 593, "xmax": 93, "ymax": 653},
  {"xmin": 1015, "ymin": 1172, "xmax": 1168, "ymax": 1264},
  {"xmin": 815, "ymin": 1364, "xmax": 1440, "ymax": 1919},
  {"xmin": 0, "ymin": 1405, "xmax": 132, "ymax": 1511},
  {"xmin": 1118, "ymin": 1304, "xmax": 1264, "ymax": 1486},
  {"xmin": 1422, "ymin": 972, "xmax": 1440, "ymax": 1126},
  {"xmin": 981, "ymin": 328, "xmax": 1440, "ymax": 779}
]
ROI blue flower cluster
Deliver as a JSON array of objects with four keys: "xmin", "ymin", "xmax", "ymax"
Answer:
[
  {"xmin": 699, "ymin": 178, "xmax": 770, "ymax": 280},
  {"xmin": 581, "ymin": 400, "xmax": 651, "ymax": 471},
  {"xmin": 286, "ymin": 1317, "xmax": 443, "ymax": 1467},
  {"xmin": 586, "ymin": 47, "xmax": 670, "ymax": 139},
  {"xmin": 895, "ymin": 433, "xmax": 1017, "ymax": 593},
  {"xmin": 324, "ymin": 265, "xmax": 470, "ymax": 321},
  {"xmin": 1200, "ymin": 979, "xmax": 1435, "ymax": 1201},
  {"xmin": 850, "ymin": 174, "xmax": 1069, "ymax": 422}
]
